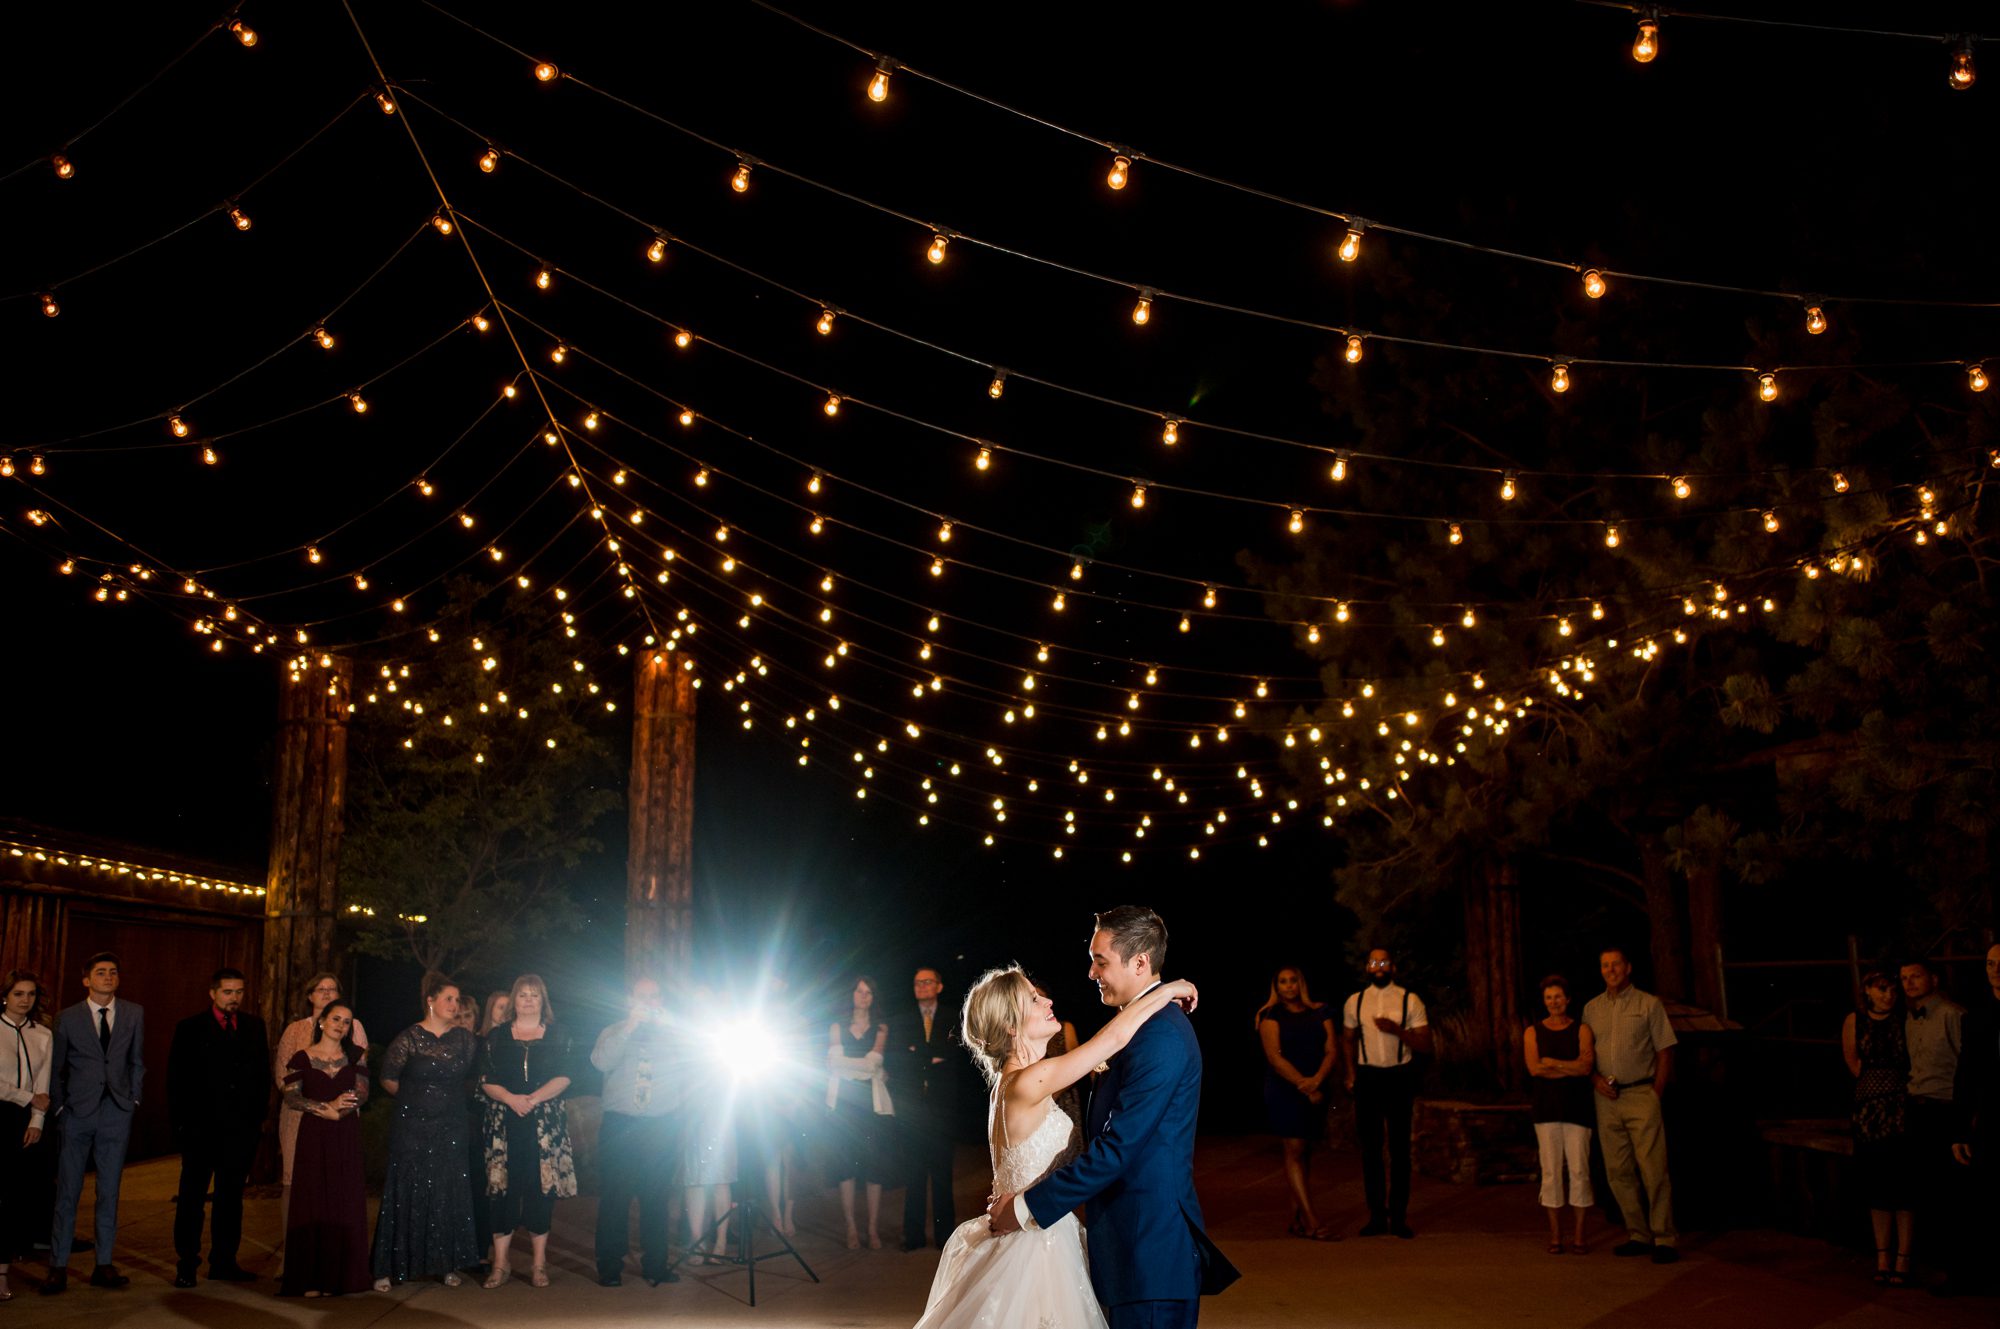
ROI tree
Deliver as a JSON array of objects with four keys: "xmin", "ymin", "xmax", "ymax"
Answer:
[{"xmin": 338, "ymin": 579, "xmax": 623, "ymax": 977}]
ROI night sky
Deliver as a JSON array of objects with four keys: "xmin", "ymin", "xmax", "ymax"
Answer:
[{"xmin": 4, "ymin": 2, "xmax": 1992, "ymax": 1125}]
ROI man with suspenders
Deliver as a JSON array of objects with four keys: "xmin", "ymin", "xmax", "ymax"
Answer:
[{"xmin": 1343, "ymin": 948, "xmax": 1431, "ymax": 1238}]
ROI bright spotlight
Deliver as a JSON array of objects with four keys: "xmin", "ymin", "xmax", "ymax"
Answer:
[{"xmin": 713, "ymin": 1014, "xmax": 781, "ymax": 1082}]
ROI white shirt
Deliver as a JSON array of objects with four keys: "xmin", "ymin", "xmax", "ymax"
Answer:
[
  {"xmin": 1, "ymin": 1016, "xmax": 53, "ymax": 1129},
  {"xmin": 1343, "ymin": 983, "xmax": 1427, "ymax": 1068},
  {"xmin": 86, "ymin": 995, "xmax": 117, "ymax": 1034}
]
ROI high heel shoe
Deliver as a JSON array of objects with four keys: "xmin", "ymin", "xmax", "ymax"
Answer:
[
  {"xmin": 530, "ymin": 1265, "xmax": 549, "ymax": 1288},
  {"xmin": 1872, "ymin": 1247, "xmax": 1891, "ymax": 1285},
  {"xmin": 481, "ymin": 1262, "xmax": 511, "ymax": 1289}
]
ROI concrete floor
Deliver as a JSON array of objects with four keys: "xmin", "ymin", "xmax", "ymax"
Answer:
[{"xmin": 1, "ymin": 1139, "xmax": 1990, "ymax": 1327}]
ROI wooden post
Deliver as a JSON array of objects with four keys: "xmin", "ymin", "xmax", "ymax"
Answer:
[
  {"xmin": 260, "ymin": 656, "xmax": 351, "ymax": 1039},
  {"xmin": 1461, "ymin": 860, "xmax": 1525, "ymax": 1092},
  {"xmin": 1687, "ymin": 865, "xmax": 1726, "ymax": 1016},
  {"xmin": 1637, "ymin": 833, "xmax": 1690, "ymax": 1002},
  {"xmin": 627, "ymin": 651, "xmax": 696, "ymax": 985}
]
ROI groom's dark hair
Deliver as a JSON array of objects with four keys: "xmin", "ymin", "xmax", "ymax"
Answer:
[{"xmin": 1095, "ymin": 906, "xmax": 1167, "ymax": 974}]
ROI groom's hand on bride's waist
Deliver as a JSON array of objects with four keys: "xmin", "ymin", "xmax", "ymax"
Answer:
[{"xmin": 986, "ymin": 1192, "xmax": 1022, "ymax": 1234}]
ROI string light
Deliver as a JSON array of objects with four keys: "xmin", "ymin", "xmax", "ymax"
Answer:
[
  {"xmin": 550, "ymin": 343, "xmax": 567, "ymax": 364},
  {"xmin": 1107, "ymin": 154, "xmax": 1131, "ymax": 190},
  {"xmin": 813, "ymin": 307, "xmax": 837, "ymax": 336},
  {"xmin": 1831, "ymin": 472, "xmax": 1850, "ymax": 494},
  {"xmin": 1343, "ymin": 335, "xmax": 1364, "ymax": 364},
  {"xmin": 1970, "ymin": 363, "xmax": 1990, "ymax": 393},
  {"xmin": 39, "ymin": 292, "xmax": 58, "ymax": 318},
  {"xmin": 313, "ymin": 326, "xmax": 335, "ymax": 349},
  {"xmin": 1287, "ymin": 509, "xmax": 1305, "ymax": 535},
  {"xmin": 376, "ymin": 89, "xmax": 398, "ymax": 114},
  {"xmin": 1672, "ymin": 476, "xmax": 1692, "ymax": 500},
  {"xmin": 1804, "ymin": 303, "xmax": 1827, "ymax": 335},
  {"xmin": 201, "ymin": 446, "xmax": 218, "ymax": 465},
  {"xmin": 1161, "ymin": 419, "xmax": 1180, "ymax": 446},
  {"xmin": 823, "ymin": 393, "xmax": 841, "ymax": 416},
  {"xmin": 473, "ymin": 313, "xmax": 491, "ymax": 332},
  {"xmin": 647, "ymin": 234, "xmax": 668, "ymax": 263},
  {"xmin": 988, "ymin": 367, "xmax": 1008, "ymax": 398},
  {"xmin": 229, "ymin": 205, "xmax": 252, "ymax": 231},
  {"xmin": 1757, "ymin": 372, "xmax": 1780, "ymax": 402},
  {"xmin": 1500, "ymin": 472, "xmax": 1517, "ymax": 501},
  {"xmin": 1202, "ymin": 586, "xmax": 1217, "ymax": 609},
  {"xmin": 1604, "ymin": 523, "xmax": 1621, "ymax": 548},
  {"xmin": 1550, "ymin": 362, "xmax": 1571, "ymax": 394},
  {"xmin": 1070, "ymin": 559, "xmax": 1085, "ymax": 581},
  {"xmin": 1329, "ymin": 452, "xmax": 1349, "ymax": 483},
  {"xmin": 1448, "ymin": 523, "xmax": 1463, "ymax": 545},
  {"xmin": 29, "ymin": 455, "xmax": 46, "ymax": 476},
  {"xmin": 867, "ymin": 56, "xmax": 894, "ymax": 102},
  {"xmin": 306, "ymin": 546, "xmax": 323, "ymax": 564},
  {"xmin": 168, "ymin": 415, "xmax": 190, "ymax": 438},
  {"xmin": 926, "ymin": 231, "xmax": 949, "ymax": 264},
  {"xmin": 479, "ymin": 145, "xmax": 500, "ymax": 172},
  {"xmin": 51, "ymin": 154, "xmax": 75, "ymax": 180},
  {"xmin": 1581, "ymin": 269, "xmax": 1607, "ymax": 299},
  {"xmin": 535, "ymin": 267, "xmax": 553, "ymax": 290},
  {"xmin": 971, "ymin": 445, "xmax": 992, "ymax": 473},
  {"xmin": 1132, "ymin": 289, "xmax": 1154, "ymax": 325},
  {"xmin": 1337, "ymin": 221, "xmax": 1365, "ymax": 263},
  {"xmin": 348, "ymin": 392, "xmax": 368, "ymax": 413},
  {"xmin": 229, "ymin": 19, "xmax": 257, "ymax": 46},
  {"xmin": 1335, "ymin": 602, "xmax": 1350, "ymax": 623},
  {"xmin": 1948, "ymin": 35, "xmax": 1976, "ymax": 90},
  {"xmin": 674, "ymin": 328, "xmax": 692, "ymax": 349},
  {"xmin": 1130, "ymin": 483, "xmax": 1147, "ymax": 509},
  {"xmin": 1632, "ymin": 8, "xmax": 1660, "ymax": 63}
]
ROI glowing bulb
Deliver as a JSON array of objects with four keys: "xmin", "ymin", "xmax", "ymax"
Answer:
[
  {"xmin": 29, "ymin": 455, "xmax": 45, "ymax": 475},
  {"xmin": 1070, "ymin": 560, "xmax": 1085, "ymax": 581},
  {"xmin": 1970, "ymin": 363, "xmax": 1990, "ymax": 393},
  {"xmin": 313, "ymin": 326, "xmax": 335, "ymax": 349},
  {"xmin": 1632, "ymin": 14, "xmax": 1659, "ymax": 63},
  {"xmin": 647, "ymin": 235, "xmax": 668, "ymax": 263},
  {"xmin": 1831, "ymin": 472, "xmax": 1850, "ymax": 494},
  {"xmin": 1306, "ymin": 625, "xmax": 1321, "ymax": 644},
  {"xmin": 1162, "ymin": 418, "xmax": 1180, "ymax": 446},
  {"xmin": 1338, "ymin": 222, "xmax": 1364, "ymax": 263},
  {"xmin": 1132, "ymin": 290, "xmax": 1153, "ymax": 325},
  {"xmin": 680, "ymin": 409, "xmax": 695, "ymax": 427},
  {"xmin": 975, "ymin": 446, "xmax": 992, "ymax": 471},
  {"xmin": 169, "ymin": 415, "xmax": 190, "ymax": 438},
  {"xmin": 349, "ymin": 392, "xmax": 368, "ymax": 413},
  {"xmin": 1052, "ymin": 591, "xmax": 1066, "ymax": 611},
  {"xmin": 1107, "ymin": 154, "xmax": 1131, "ymax": 190},
  {"xmin": 930, "ymin": 558, "xmax": 944, "ymax": 577},
  {"xmin": 51, "ymin": 154, "xmax": 74, "ymax": 179},
  {"xmin": 229, "ymin": 206, "xmax": 252, "ymax": 231},
  {"xmin": 1672, "ymin": 476, "xmax": 1691, "ymax": 500},
  {"xmin": 807, "ymin": 471, "xmax": 822, "ymax": 493},
  {"xmin": 479, "ymin": 146, "xmax": 499, "ymax": 172},
  {"xmin": 1344, "ymin": 334, "xmax": 1364, "ymax": 364},
  {"xmin": 1591, "ymin": 601, "xmax": 1605, "ymax": 620},
  {"xmin": 1558, "ymin": 617, "xmax": 1572, "ymax": 637},
  {"xmin": 1329, "ymin": 452, "xmax": 1349, "ymax": 483},
  {"xmin": 1288, "ymin": 509, "xmax": 1305, "ymax": 535},
  {"xmin": 1500, "ymin": 472, "xmax": 1517, "ymax": 501},
  {"xmin": 1805, "ymin": 304, "xmax": 1827, "ymax": 335},
  {"xmin": 1448, "ymin": 522, "xmax": 1463, "ymax": 545},
  {"xmin": 377, "ymin": 90, "xmax": 398, "ymax": 114},
  {"xmin": 534, "ymin": 61, "xmax": 558, "ymax": 82},
  {"xmin": 550, "ymin": 343, "xmax": 567, "ymax": 364},
  {"xmin": 937, "ymin": 521, "xmax": 953, "ymax": 543},
  {"xmin": 1582, "ymin": 268, "xmax": 1606, "ymax": 299},
  {"xmin": 1948, "ymin": 36, "xmax": 1976, "ymax": 90},
  {"xmin": 535, "ymin": 267, "xmax": 552, "ymax": 290},
  {"xmin": 1550, "ymin": 362, "xmax": 1570, "ymax": 393},
  {"xmin": 694, "ymin": 468, "xmax": 709, "ymax": 487},
  {"xmin": 201, "ymin": 446, "xmax": 218, "ymax": 465},
  {"xmin": 417, "ymin": 478, "xmax": 433, "ymax": 496},
  {"xmin": 473, "ymin": 313, "xmax": 490, "ymax": 332},
  {"xmin": 674, "ymin": 328, "xmax": 692, "ymax": 349},
  {"xmin": 583, "ymin": 411, "xmax": 599, "ymax": 430},
  {"xmin": 1461, "ymin": 607, "xmax": 1477, "ymax": 629},
  {"xmin": 814, "ymin": 307, "xmax": 837, "ymax": 336},
  {"xmin": 306, "ymin": 546, "xmax": 322, "ymax": 564},
  {"xmin": 823, "ymin": 394, "xmax": 841, "ymax": 417},
  {"xmin": 1130, "ymin": 484, "xmax": 1147, "ymax": 509},
  {"xmin": 1202, "ymin": 586, "xmax": 1217, "ymax": 608},
  {"xmin": 868, "ymin": 57, "xmax": 893, "ymax": 102},
  {"xmin": 229, "ymin": 19, "xmax": 257, "ymax": 45},
  {"xmin": 1757, "ymin": 372, "xmax": 1779, "ymax": 402},
  {"xmin": 926, "ymin": 232, "xmax": 948, "ymax": 264},
  {"xmin": 1178, "ymin": 616, "xmax": 1191, "ymax": 633},
  {"xmin": 1335, "ymin": 602, "xmax": 1350, "ymax": 623},
  {"xmin": 988, "ymin": 368, "xmax": 1007, "ymax": 398},
  {"xmin": 39, "ymin": 292, "xmax": 58, "ymax": 317}
]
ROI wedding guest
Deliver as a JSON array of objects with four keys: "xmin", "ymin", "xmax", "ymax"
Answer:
[
  {"xmin": 1945, "ymin": 942, "xmax": 2000, "ymax": 1296},
  {"xmin": 274, "ymin": 973, "xmax": 369, "ymax": 1239},
  {"xmin": 896, "ymin": 966, "xmax": 958, "ymax": 1252},
  {"xmin": 167, "ymin": 968, "xmax": 268, "ymax": 1286},
  {"xmin": 592, "ymin": 976, "xmax": 684, "ymax": 1287},
  {"xmin": 371, "ymin": 975, "xmax": 479, "ymax": 1290},
  {"xmin": 279, "ymin": 1003, "xmax": 369, "ymax": 1297},
  {"xmin": 43, "ymin": 951, "xmax": 143, "ymax": 1294},
  {"xmin": 827, "ymin": 975, "xmax": 891, "ymax": 1250},
  {"xmin": 1257, "ymin": 965, "xmax": 1337, "ymax": 1241},
  {"xmin": 480, "ymin": 974, "xmax": 576, "ymax": 1288},
  {"xmin": 1901, "ymin": 956, "xmax": 1964, "ymax": 1293},
  {"xmin": 467, "ymin": 989, "xmax": 508, "ymax": 1272},
  {"xmin": 1584, "ymin": 946, "xmax": 1679, "ymax": 1264},
  {"xmin": 0, "ymin": 971, "xmax": 52, "ymax": 1302},
  {"xmin": 1524, "ymin": 975, "xmax": 1596, "ymax": 1254},
  {"xmin": 1342, "ymin": 948, "xmax": 1430, "ymax": 1239},
  {"xmin": 1841, "ymin": 967, "xmax": 1912, "ymax": 1286},
  {"xmin": 683, "ymin": 985, "xmax": 739, "ymax": 1264},
  {"xmin": 479, "ymin": 991, "xmax": 512, "ymax": 1036}
]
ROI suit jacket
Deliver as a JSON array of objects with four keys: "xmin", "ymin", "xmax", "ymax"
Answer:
[
  {"xmin": 168, "ymin": 1008, "xmax": 270, "ymax": 1142},
  {"xmin": 49, "ymin": 998, "xmax": 145, "ymax": 1119},
  {"xmin": 892, "ymin": 1004, "xmax": 957, "ymax": 1125},
  {"xmin": 1023, "ymin": 1002, "xmax": 1237, "ymax": 1306}
]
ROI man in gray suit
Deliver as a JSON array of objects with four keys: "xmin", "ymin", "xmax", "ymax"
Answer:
[{"xmin": 41, "ymin": 951, "xmax": 144, "ymax": 1294}]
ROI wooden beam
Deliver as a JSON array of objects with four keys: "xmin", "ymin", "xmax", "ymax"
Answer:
[
  {"xmin": 627, "ymin": 652, "xmax": 696, "ymax": 985},
  {"xmin": 259, "ymin": 658, "xmax": 350, "ymax": 1040}
]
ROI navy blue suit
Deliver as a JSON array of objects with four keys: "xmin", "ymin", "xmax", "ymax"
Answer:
[{"xmin": 1023, "ymin": 1000, "xmax": 1236, "ymax": 1326}]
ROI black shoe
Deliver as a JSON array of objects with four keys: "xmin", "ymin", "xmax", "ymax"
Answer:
[
  {"xmin": 1357, "ymin": 1217, "xmax": 1389, "ymax": 1237},
  {"xmin": 209, "ymin": 1264, "xmax": 256, "ymax": 1282},
  {"xmin": 1389, "ymin": 1221, "xmax": 1416, "ymax": 1240},
  {"xmin": 598, "ymin": 1273, "xmax": 622, "ymax": 1287},
  {"xmin": 1612, "ymin": 1240, "xmax": 1654, "ymax": 1258},
  {"xmin": 88, "ymin": 1265, "xmax": 129, "ymax": 1289},
  {"xmin": 644, "ymin": 1270, "xmax": 679, "ymax": 1286},
  {"xmin": 39, "ymin": 1268, "xmax": 68, "ymax": 1296},
  {"xmin": 173, "ymin": 1266, "xmax": 198, "ymax": 1289},
  {"xmin": 1651, "ymin": 1246, "xmax": 1679, "ymax": 1265}
]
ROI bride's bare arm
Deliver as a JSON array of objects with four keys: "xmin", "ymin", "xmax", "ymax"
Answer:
[{"xmin": 1006, "ymin": 980, "xmax": 1196, "ymax": 1107}]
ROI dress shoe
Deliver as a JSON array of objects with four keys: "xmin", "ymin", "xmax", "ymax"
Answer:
[
  {"xmin": 1612, "ymin": 1240, "xmax": 1654, "ymax": 1258},
  {"xmin": 173, "ymin": 1266, "xmax": 198, "ymax": 1289},
  {"xmin": 1357, "ymin": 1217, "xmax": 1389, "ymax": 1237},
  {"xmin": 209, "ymin": 1264, "xmax": 256, "ymax": 1282},
  {"xmin": 598, "ymin": 1273, "xmax": 622, "ymax": 1287},
  {"xmin": 643, "ymin": 1269, "xmax": 679, "ymax": 1286},
  {"xmin": 1389, "ymin": 1221, "xmax": 1416, "ymax": 1240},
  {"xmin": 89, "ymin": 1265, "xmax": 130, "ymax": 1289},
  {"xmin": 1651, "ymin": 1246, "xmax": 1679, "ymax": 1265},
  {"xmin": 39, "ymin": 1268, "xmax": 68, "ymax": 1296}
]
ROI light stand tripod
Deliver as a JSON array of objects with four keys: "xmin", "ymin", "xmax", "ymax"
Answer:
[{"xmin": 671, "ymin": 1173, "xmax": 818, "ymax": 1306}]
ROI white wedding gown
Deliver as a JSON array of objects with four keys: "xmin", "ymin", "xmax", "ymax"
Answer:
[{"xmin": 913, "ymin": 1101, "xmax": 1106, "ymax": 1329}]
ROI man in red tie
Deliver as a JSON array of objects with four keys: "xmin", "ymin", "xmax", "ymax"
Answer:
[{"xmin": 166, "ymin": 969, "xmax": 269, "ymax": 1286}]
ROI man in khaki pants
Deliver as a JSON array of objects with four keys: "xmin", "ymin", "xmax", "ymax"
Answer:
[{"xmin": 1583, "ymin": 947, "xmax": 1678, "ymax": 1264}]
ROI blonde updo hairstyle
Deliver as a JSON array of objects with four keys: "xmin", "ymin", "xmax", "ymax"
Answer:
[{"xmin": 961, "ymin": 966, "xmax": 1038, "ymax": 1085}]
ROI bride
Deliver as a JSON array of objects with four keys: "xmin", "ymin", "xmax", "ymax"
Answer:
[{"xmin": 913, "ymin": 966, "xmax": 1197, "ymax": 1329}]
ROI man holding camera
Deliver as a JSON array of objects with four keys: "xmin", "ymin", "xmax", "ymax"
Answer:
[{"xmin": 591, "ymin": 976, "xmax": 685, "ymax": 1287}]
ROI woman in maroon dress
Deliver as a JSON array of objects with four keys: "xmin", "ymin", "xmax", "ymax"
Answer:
[{"xmin": 280, "ymin": 1003, "xmax": 370, "ymax": 1297}]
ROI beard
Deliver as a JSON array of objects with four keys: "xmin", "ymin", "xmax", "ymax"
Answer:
[{"xmin": 1369, "ymin": 974, "xmax": 1392, "ymax": 988}]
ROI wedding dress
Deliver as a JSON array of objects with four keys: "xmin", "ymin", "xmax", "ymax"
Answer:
[{"xmin": 913, "ymin": 1099, "xmax": 1106, "ymax": 1329}]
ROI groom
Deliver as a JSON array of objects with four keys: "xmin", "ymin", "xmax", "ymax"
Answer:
[{"xmin": 988, "ymin": 905, "xmax": 1237, "ymax": 1328}]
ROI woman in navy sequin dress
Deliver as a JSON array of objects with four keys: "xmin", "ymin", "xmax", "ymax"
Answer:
[{"xmin": 370, "ymin": 976, "xmax": 480, "ymax": 1289}]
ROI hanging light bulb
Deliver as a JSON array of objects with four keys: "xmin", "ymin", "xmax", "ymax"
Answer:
[
  {"xmin": 823, "ymin": 393, "xmax": 841, "ymax": 416},
  {"xmin": 1461, "ymin": 607, "xmax": 1477, "ymax": 629},
  {"xmin": 926, "ymin": 231, "xmax": 948, "ymax": 264},
  {"xmin": 1604, "ymin": 523, "xmax": 1621, "ymax": 548},
  {"xmin": 1672, "ymin": 476, "xmax": 1692, "ymax": 500},
  {"xmin": 975, "ymin": 446, "xmax": 992, "ymax": 471},
  {"xmin": 1070, "ymin": 559, "xmax": 1085, "ymax": 581},
  {"xmin": 1288, "ymin": 509, "xmax": 1305, "ymax": 534},
  {"xmin": 479, "ymin": 145, "xmax": 500, "ymax": 172},
  {"xmin": 583, "ymin": 410, "xmax": 599, "ymax": 430},
  {"xmin": 1448, "ymin": 522, "xmax": 1463, "ymax": 545},
  {"xmin": 549, "ymin": 343, "xmax": 567, "ymax": 364},
  {"xmin": 1831, "ymin": 472, "xmax": 1850, "ymax": 493},
  {"xmin": 306, "ymin": 546, "xmax": 323, "ymax": 564},
  {"xmin": 376, "ymin": 89, "xmax": 398, "ymax": 114},
  {"xmin": 1337, "ymin": 220, "xmax": 1365, "ymax": 263},
  {"xmin": 1581, "ymin": 268, "xmax": 1606, "ymax": 299},
  {"xmin": 417, "ymin": 477, "xmax": 434, "ymax": 496},
  {"xmin": 1335, "ymin": 602, "xmax": 1350, "ymax": 623},
  {"xmin": 51, "ymin": 153, "xmax": 74, "ymax": 179},
  {"xmin": 1130, "ymin": 484, "xmax": 1148, "ymax": 509},
  {"xmin": 534, "ymin": 60, "xmax": 559, "ymax": 81},
  {"xmin": 1203, "ymin": 586, "xmax": 1218, "ymax": 608},
  {"xmin": 1948, "ymin": 35, "xmax": 1976, "ymax": 90},
  {"xmin": 937, "ymin": 520, "xmax": 953, "ymax": 543},
  {"xmin": 39, "ymin": 292, "xmax": 58, "ymax": 317},
  {"xmin": 1804, "ymin": 303, "xmax": 1827, "ymax": 335},
  {"xmin": 313, "ymin": 326, "xmax": 335, "ymax": 349},
  {"xmin": 348, "ymin": 392, "xmax": 368, "ymax": 413},
  {"xmin": 867, "ymin": 55, "xmax": 894, "ymax": 102},
  {"xmin": 1757, "ymin": 372, "xmax": 1780, "ymax": 402},
  {"xmin": 1632, "ymin": 9, "xmax": 1660, "ymax": 63},
  {"xmin": 1969, "ymin": 363, "xmax": 1990, "ymax": 393},
  {"xmin": 1052, "ymin": 590, "xmax": 1066, "ymax": 611},
  {"xmin": 988, "ymin": 367, "xmax": 1008, "ymax": 398},
  {"xmin": 1763, "ymin": 510, "xmax": 1781, "ymax": 533},
  {"xmin": 647, "ymin": 234, "xmax": 668, "ymax": 263},
  {"xmin": 229, "ymin": 205, "xmax": 252, "ymax": 231},
  {"xmin": 29, "ymin": 455, "xmax": 45, "ymax": 475},
  {"xmin": 815, "ymin": 307, "xmax": 836, "ymax": 335},
  {"xmin": 1558, "ymin": 617, "xmax": 1573, "ymax": 637},
  {"xmin": 229, "ymin": 19, "xmax": 257, "ymax": 45},
  {"xmin": 807, "ymin": 470, "xmax": 822, "ymax": 493},
  {"xmin": 472, "ymin": 312, "xmax": 490, "ymax": 332},
  {"xmin": 1551, "ymin": 362, "xmax": 1571, "ymax": 393},
  {"xmin": 674, "ymin": 328, "xmax": 692, "ymax": 349},
  {"xmin": 1107, "ymin": 153, "xmax": 1131, "ymax": 190},
  {"xmin": 930, "ymin": 557, "xmax": 945, "ymax": 577},
  {"xmin": 1330, "ymin": 452, "xmax": 1349, "ymax": 482},
  {"xmin": 169, "ymin": 415, "xmax": 191, "ymax": 437},
  {"xmin": 1132, "ymin": 289, "xmax": 1154, "ymax": 325},
  {"xmin": 535, "ymin": 267, "xmax": 552, "ymax": 290},
  {"xmin": 0, "ymin": 457, "xmax": 11, "ymax": 477},
  {"xmin": 693, "ymin": 467, "xmax": 709, "ymax": 487},
  {"xmin": 1178, "ymin": 616, "xmax": 1192, "ymax": 633},
  {"xmin": 1162, "ymin": 418, "xmax": 1180, "ymax": 446},
  {"xmin": 1500, "ymin": 472, "xmax": 1517, "ymax": 501},
  {"xmin": 201, "ymin": 446, "xmax": 218, "ymax": 465}
]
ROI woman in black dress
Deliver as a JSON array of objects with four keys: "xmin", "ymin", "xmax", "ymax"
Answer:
[
  {"xmin": 825, "ymin": 976, "xmax": 890, "ymax": 1250},
  {"xmin": 1841, "ymin": 968, "xmax": 1912, "ymax": 1285},
  {"xmin": 371, "ymin": 975, "xmax": 480, "ymax": 1290},
  {"xmin": 1523, "ymin": 975, "xmax": 1596, "ymax": 1253},
  {"xmin": 479, "ymin": 974, "xmax": 576, "ymax": 1288},
  {"xmin": 280, "ymin": 1003, "xmax": 369, "ymax": 1296},
  {"xmin": 0, "ymin": 971, "xmax": 52, "ymax": 1302},
  {"xmin": 1255, "ymin": 966, "xmax": 1338, "ymax": 1240}
]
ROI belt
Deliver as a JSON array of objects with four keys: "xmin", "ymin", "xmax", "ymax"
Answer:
[{"xmin": 1614, "ymin": 1076, "xmax": 1654, "ymax": 1088}]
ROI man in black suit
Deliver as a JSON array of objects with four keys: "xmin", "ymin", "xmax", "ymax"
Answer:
[
  {"xmin": 896, "ymin": 966, "xmax": 958, "ymax": 1251},
  {"xmin": 166, "ymin": 968, "xmax": 268, "ymax": 1286}
]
